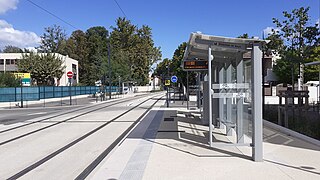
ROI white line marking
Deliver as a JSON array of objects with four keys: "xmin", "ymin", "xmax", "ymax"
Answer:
[{"xmin": 27, "ymin": 112, "xmax": 48, "ymax": 116}]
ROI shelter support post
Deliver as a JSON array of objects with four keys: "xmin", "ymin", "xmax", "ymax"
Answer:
[
  {"xmin": 252, "ymin": 43, "xmax": 263, "ymax": 162},
  {"xmin": 197, "ymin": 72, "xmax": 201, "ymax": 109},
  {"xmin": 208, "ymin": 47, "xmax": 213, "ymax": 146},
  {"xmin": 236, "ymin": 54, "xmax": 244, "ymax": 143},
  {"xmin": 226, "ymin": 63, "xmax": 233, "ymax": 136},
  {"xmin": 218, "ymin": 65, "xmax": 225, "ymax": 129}
]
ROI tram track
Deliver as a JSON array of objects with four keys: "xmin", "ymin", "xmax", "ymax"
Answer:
[
  {"xmin": 0, "ymin": 94, "xmax": 148, "ymax": 134},
  {"xmin": 7, "ymin": 94, "xmax": 164, "ymax": 179},
  {"xmin": 75, "ymin": 95, "xmax": 163, "ymax": 180},
  {"xmin": 0, "ymin": 93, "xmax": 155, "ymax": 147}
]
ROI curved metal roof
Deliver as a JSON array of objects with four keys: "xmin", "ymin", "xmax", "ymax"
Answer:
[{"xmin": 183, "ymin": 32, "xmax": 266, "ymax": 61}]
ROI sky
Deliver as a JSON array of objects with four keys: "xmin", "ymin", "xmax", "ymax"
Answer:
[{"xmin": 0, "ymin": 0, "xmax": 319, "ymax": 61}]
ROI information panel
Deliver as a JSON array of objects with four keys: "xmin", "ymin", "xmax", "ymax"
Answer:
[{"xmin": 183, "ymin": 60, "xmax": 208, "ymax": 71}]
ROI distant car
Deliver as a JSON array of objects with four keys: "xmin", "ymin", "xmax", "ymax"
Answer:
[{"xmin": 123, "ymin": 87, "xmax": 129, "ymax": 94}]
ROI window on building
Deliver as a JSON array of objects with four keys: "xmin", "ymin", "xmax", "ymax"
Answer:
[
  {"xmin": 10, "ymin": 59, "xmax": 15, "ymax": 64},
  {"xmin": 72, "ymin": 64, "xmax": 77, "ymax": 80},
  {"xmin": 6, "ymin": 59, "xmax": 10, "ymax": 65},
  {"xmin": 0, "ymin": 59, "xmax": 4, "ymax": 65}
]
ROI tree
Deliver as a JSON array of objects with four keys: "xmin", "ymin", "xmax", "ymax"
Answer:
[
  {"xmin": 66, "ymin": 30, "xmax": 89, "ymax": 85},
  {"xmin": 38, "ymin": 25, "xmax": 67, "ymax": 55},
  {"xmin": 154, "ymin": 42, "xmax": 196, "ymax": 87},
  {"xmin": 2, "ymin": 45, "xmax": 23, "ymax": 53},
  {"xmin": 153, "ymin": 58, "xmax": 171, "ymax": 79},
  {"xmin": 110, "ymin": 18, "xmax": 161, "ymax": 85},
  {"xmin": 85, "ymin": 26, "xmax": 109, "ymax": 85},
  {"xmin": 272, "ymin": 7, "xmax": 320, "ymax": 85},
  {"xmin": 237, "ymin": 33, "xmax": 249, "ymax": 39},
  {"xmin": 18, "ymin": 53, "xmax": 65, "ymax": 86},
  {"xmin": 0, "ymin": 73, "xmax": 20, "ymax": 87}
]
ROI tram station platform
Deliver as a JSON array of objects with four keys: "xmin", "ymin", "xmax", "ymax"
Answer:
[{"xmin": 90, "ymin": 100, "xmax": 320, "ymax": 180}]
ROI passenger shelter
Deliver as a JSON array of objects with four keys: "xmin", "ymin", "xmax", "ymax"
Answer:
[{"xmin": 183, "ymin": 32, "xmax": 266, "ymax": 161}]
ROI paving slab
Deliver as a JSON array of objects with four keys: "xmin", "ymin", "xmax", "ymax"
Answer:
[{"xmin": 90, "ymin": 100, "xmax": 320, "ymax": 180}]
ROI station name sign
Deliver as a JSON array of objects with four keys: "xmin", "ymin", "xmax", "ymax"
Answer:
[{"xmin": 183, "ymin": 60, "xmax": 208, "ymax": 71}]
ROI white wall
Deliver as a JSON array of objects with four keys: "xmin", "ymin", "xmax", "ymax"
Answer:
[
  {"xmin": 0, "ymin": 53, "xmax": 79, "ymax": 86},
  {"xmin": 56, "ymin": 54, "xmax": 79, "ymax": 86},
  {"xmin": 135, "ymin": 86, "xmax": 160, "ymax": 92}
]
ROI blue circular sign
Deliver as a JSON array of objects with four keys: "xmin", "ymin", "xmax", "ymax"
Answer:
[{"xmin": 171, "ymin": 76, "xmax": 178, "ymax": 83}]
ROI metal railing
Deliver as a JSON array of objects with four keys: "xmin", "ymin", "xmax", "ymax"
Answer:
[{"xmin": 0, "ymin": 86, "xmax": 119, "ymax": 102}]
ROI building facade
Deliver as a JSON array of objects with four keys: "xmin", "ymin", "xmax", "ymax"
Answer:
[{"xmin": 0, "ymin": 53, "xmax": 79, "ymax": 86}]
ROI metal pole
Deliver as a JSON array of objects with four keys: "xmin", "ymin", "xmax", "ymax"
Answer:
[
  {"xmin": 318, "ymin": 71, "xmax": 320, "ymax": 102},
  {"xmin": 69, "ymin": 78, "xmax": 72, "ymax": 105},
  {"xmin": 153, "ymin": 76, "xmax": 155, "ymax": 91},
  {"xmin": 208, "ymin": 47, "xmax": 213, "ymax": 147},
  {"xmin": 174, "ymin": 84, "xmax": 176, "ymax": 103},
  {"xmin": 118, "ymin": 76, "xmax": 121, "ymax": 96},
  {"xmin": 196, "ymin": 73, "xmax": 199, "ymax": 108},
  {"xmin": 252, "ymin": 43, "xmax": 263, "ymax": 162},
  {"xmin": 108, "ymin": 43, "xmax": 111, "ymax": 100},
  {"xmin": 166, "ymin": 86, "xmax": 169, "ymax": 107},
  {"xmin": 187, "ymin": 71, "xmax": 189, "ymax": 110},
  {"xmin": 20, "ymin": 79, "xmax": 23, "ymax": 108}
]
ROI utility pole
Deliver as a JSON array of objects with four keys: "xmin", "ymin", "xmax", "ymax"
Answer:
[
  {"xmin": 108, "ymin": 43, "xmax": 111, "ymax": 100},
  {"xmin": 166, "ymin": 63, "xmax": 170, "ymax": 107}
]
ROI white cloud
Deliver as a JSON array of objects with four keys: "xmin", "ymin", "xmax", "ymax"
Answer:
[
  {"xmin": 263, "ymin": 27, "xmax": 280, "ymax": 37},
  {"xmin": 317, "ymin": 19, "xmax": 319, "ymax": 28},
  {"xmin": 0, "ymin": 0, "xmax": 19, "ymax": 14},
  {"xmin": 0, "ymin": 19, "xmax": 40, "ymax": 49}
]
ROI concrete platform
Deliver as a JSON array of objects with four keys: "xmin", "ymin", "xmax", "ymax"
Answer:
[{"xmin": 90, "ymin": 100, "xmax": 320, "ymax": 180}]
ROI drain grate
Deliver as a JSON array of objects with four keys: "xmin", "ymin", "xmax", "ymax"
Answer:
[{"xmin": 164, "ymin": 118, "xmax": 174, "ymax": 121}]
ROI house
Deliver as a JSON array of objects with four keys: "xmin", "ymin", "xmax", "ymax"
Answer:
[{"xmin": 0, "ymin": 53, "xmax": 79, "ymax": 86}]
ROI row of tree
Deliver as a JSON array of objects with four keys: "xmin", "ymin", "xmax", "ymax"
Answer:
[{"xmin": 1, "ymin": 18, "xmax": 161, "ymax": 86}]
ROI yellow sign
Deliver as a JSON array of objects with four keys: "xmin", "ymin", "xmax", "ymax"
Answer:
[
  {"xmin": 14, "ymin": 73, "xmax": 31, "ymax": 79},
  {"xmin": 165, "ymin": 79, "xmax": 170, "ymax": 86}
]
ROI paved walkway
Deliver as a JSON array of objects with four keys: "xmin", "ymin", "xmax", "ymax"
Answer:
[{"xmin": 90, "ymin": 100, "xmax": 320, "ymax": 180}]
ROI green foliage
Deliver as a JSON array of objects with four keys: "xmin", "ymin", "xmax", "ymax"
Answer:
[
  {"xmin": 66, "ymin": 30, "xmax": 89, "ymax": 84},
  {"xmin": 271, "ymin": 6, "xmax": 319, "ymax": 84},
  {"xmin": 40, "ymin": 19, "xmax": 161, "ymax": 86},
  {"xmin": 18, "ymin": 53, "xmax": 65, "ymax": 86},
  {"xmin": 154, "ymin": 42, "xmax": 196, "ymax": 86},
  {"xmin": 38, "ymin": 25, "xmax": 67, "ymax": 55},
  {"xmin": 85, "ymin": 26, "xmax": 109, "ymax": 85},
  {"xmin": 237, "ymin": 33, "xmax": 249, "ymax": 39},
  {"xmin": 0, "ymin": 73, "xmax": 20, "ymax": 87},
  {"xmin": 304, "ymin": 46, "xmax": 320, "ymax": 81},
  {"xmin": 2, "ymin": 45, "xmax": 23, "ymax": 53},
  {"xmin": 109, "ymin": 18, "xmax": 161, "ymax": 85},
  {"xmin": 171, "ymin": 42, "xmax": 196, "ymax": 86}
]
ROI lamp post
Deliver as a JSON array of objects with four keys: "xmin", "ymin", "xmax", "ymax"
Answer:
[
  {"xmin": 108, "ymin": 43, "xmax": 111, "ymax": 100},
  {"xmin": 166, "ymin": 63, "xmax": 169, "ymax": 107},
  {"xmin": 118, "ymin": 76, "xmax": 121, "ymax": 95}
]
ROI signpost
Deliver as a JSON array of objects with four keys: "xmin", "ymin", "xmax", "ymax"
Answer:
[
  {"xmin": 67, "ymin": 71, "xmax": 73, "ymax": 105},
  {"xmin": 165, "ymin": 79, "xmax": 171, "ymax": 86},
  {"xmin": 14, "ymin": 73, "xmax": 31, "ymax": 86},
  {"xmin": 164, "ymin": 78, "xmax": 171, "ymax": 107},
  {"xmin": 171, "ymin": 75, "xmax": 178, "ymax": 83},
  {"xmin": 171, "ymin": 76, "xmax": 178, "ymax": 103},
  {"xmin": 67, "ymin": 71, "xmax": 73, "ymax": 79},
  {"xmin": 14, "ymin": 73, "xmax": 31, "ymax": 108}
]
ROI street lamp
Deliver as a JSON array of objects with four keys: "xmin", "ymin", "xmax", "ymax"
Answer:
[
  {"xmin": 118, "ymin": 76, "xmax": 121, "ymax": 95},
  {"xmin": 108, "ymin": 43, "xmax": 111, "ymax": 100}
]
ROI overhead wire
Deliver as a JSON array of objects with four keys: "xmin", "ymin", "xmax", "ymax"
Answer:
[
  {"xmin": 113, "ymin": 0, "xmax": 128, "ymax": 19},
  {"xmin": 25, "ymin": 0, "xmax": 78, "ymax": 30}
]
